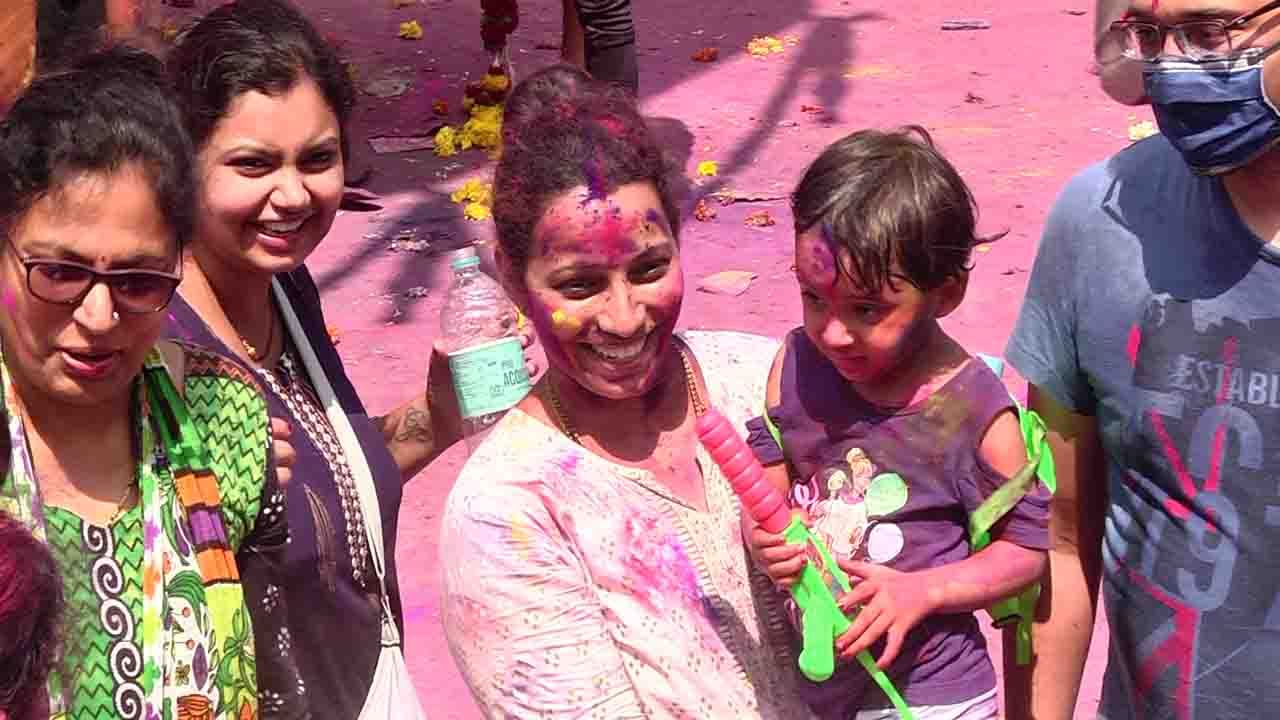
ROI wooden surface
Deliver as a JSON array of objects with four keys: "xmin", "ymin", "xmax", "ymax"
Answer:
[{"xmin": 0, "ymin": 0, "xmax": 37, "ymax": 113}]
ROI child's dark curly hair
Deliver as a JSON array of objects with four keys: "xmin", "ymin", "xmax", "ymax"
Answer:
[
  {"xmin": 0, "ymin": 513, "xmax": 64, "ymax": 720},
  {"xmin": 494, "ymin": 64, "xmax": 680, "ymax": 279},
  {"xmin": 791, "ymin": 126, "xmax": 1002, "ymax": 293}
]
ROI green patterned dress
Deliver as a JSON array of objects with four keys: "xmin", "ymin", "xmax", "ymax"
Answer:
[{"xmin": 0, "ymin": 341, "xmax": 286, "ymax": 720}]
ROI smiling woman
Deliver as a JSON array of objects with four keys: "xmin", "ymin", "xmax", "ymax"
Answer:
[
  {"xmin": 162, "ymin": 1, "xmax": 452, "ymax": 718},
  {"xmin": 0, "ymin": 45, "xmax": 286, "ymax": 720},
  {"xmin": 440, "ymin": 64, "xmax": 810, "ymax": 719}
]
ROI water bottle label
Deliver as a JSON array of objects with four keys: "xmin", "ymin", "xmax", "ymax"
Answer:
[{"xmin": 447, "ymin": 336, "xmax": 531, "ymax": 419}]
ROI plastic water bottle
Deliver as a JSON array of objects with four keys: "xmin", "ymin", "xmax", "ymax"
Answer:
[{"xmin": 439, "ymin": 247, "xmax": 532, "ymax": 450}]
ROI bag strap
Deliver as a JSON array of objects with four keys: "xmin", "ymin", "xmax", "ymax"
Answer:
[{"xmin": 272, "ymin": 280, "xmax": 401, "ymax": 646}]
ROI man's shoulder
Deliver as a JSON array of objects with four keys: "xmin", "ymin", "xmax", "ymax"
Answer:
[{"xmin": 1057, "ymin": 135, "xmax": 1184, "ymax": 211}]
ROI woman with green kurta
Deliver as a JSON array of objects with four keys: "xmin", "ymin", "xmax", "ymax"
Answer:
[{"xmin": 0, "ymin": 47, "xmax": 289, "ymax": 720}]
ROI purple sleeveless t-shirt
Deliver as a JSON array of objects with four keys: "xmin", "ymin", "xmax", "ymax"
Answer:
[{"xmin": 745, "ymin": 330, "xmax": 1050, "ymax": 716}]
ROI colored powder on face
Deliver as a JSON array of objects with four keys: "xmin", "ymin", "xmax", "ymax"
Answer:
[
  {"xmin": 527, "ymin": 298, "xmax": 575, "ymax": 370},
  {"xmin": 1, "ymin": 288, "xmax": 15, "ymax": 312},
  {"xmin": 798, "ymin": 231, "xmax": 838, "ymax": 291},
  {"xmin": 550, "ymin": 308, "xmax": 583, "ymax": 334},
  {"xmin": 585, "ymin": 205, "xmax": 639, "ymax": 262},
  {"xmin": 644, "ymin": 208, "xmax": 672, "ymax": 237}
]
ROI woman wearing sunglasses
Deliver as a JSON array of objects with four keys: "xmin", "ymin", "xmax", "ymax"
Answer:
[{"xmin": 0, "ymin": 46, "xmax": 289, "ymax": 720}]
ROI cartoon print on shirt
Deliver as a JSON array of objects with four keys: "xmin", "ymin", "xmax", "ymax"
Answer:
[{"xmin": 794, "ymin": 447, "xmax": 910, "ymax": 564}]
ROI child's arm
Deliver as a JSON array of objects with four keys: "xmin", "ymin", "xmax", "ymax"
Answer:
[
  {"xmin": 833, "ymin": 409, "xmax": 1048, "ymax": 669},
  {"xmin": 742, "ymin": 343, "xmax": 808, "ymax": 587}
]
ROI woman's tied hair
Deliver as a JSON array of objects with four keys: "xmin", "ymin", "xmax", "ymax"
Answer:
[{"xmin": 494, "ymin": 64, "xmax": 680, "ymax": 279}]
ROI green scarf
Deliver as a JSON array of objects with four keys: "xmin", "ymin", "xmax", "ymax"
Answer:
[{"xmin": 0, "ymin": 343, "xmax": 261, "ymax": 720}]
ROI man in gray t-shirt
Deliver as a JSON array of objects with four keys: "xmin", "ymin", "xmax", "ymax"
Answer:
[{"xmin": 1007, "ymin": 1, "xmax": 1280, "ymax": 717}]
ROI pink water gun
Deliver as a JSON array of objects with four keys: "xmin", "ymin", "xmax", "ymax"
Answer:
[{"xmin": 695, "ymin": 408, "xmax": 911, "ymax": 716}]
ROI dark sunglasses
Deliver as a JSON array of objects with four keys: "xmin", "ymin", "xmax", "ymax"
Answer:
[{"xmin": 6, "ymin": 244, "xmax": 182, "ymax": 314}]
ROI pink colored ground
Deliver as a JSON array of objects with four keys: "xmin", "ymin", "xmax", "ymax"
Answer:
[{"xmin": 158, "ymin": 0, "xmax": 1139, "ymax": 715}]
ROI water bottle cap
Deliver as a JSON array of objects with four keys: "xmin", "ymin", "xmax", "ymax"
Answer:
[{"xmin": 451, "ymin": 247, "xmax": 481, "ymax": 271}]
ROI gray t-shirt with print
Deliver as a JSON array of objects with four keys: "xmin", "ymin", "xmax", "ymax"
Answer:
[{"xmin": 1007, "ymin": 135, "xmax": 1280, "ymax": 720}]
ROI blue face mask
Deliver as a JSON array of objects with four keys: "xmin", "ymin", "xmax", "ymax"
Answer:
[{"xmin": 1144, "ymin": 48, "xmax": 1280, "ymax": 175}]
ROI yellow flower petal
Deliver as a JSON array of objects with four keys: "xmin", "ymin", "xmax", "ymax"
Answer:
[
  {"xmin": 463, "ymin": 202, "xmax": 492, "ymax": 221},
  {"xmin": 397, "ymin": 20, "xmax": 423, "ymax": 40},
  {"xmin": 451, "ymin": 179, "xmax": 494, "ymax": 206},
  {"xmin": 747, "ymin": 35, "xmax": 786, "ymax": 57},
  {"xmin": 460, "ymin": 103, "xmax": 504, "ymax": 150},
  {"xmin": 479, "ymin": 73, "xmax": 511, "ymax": 93},
  {"xmin": 697, "ymin": 160, "xmax": 719, "ymax": 177},
  {"xmin": 433, "ymin": 126, "xmax": 458, "ymax": 157}
]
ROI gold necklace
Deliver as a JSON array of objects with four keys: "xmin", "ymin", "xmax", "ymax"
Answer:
[
  {"xmin": 105, "ymin": 479, "xmax": 137, "ymax": 525},
  {"xmin": 545, "ymin": 343, "xmax": 706, "ymax": 444},
  {"xmin": 240, "ymin": 310, "xmax": 277, "ymax": 362}
]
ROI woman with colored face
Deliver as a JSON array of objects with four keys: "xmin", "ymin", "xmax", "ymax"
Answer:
[
  {"xmin": 439, "ymin": 64, "xmax": 808, "ymax": 719},
  {"xmin": 0, "ymin": 47, "xmax": 285, "ymax": 720},
  {"xmin": 164, "ymin": 0, "xmax": 482, "ymax": 716}
]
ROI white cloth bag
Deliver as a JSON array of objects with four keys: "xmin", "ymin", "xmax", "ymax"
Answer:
[{"xmin": 274, "ymin": 280, "xmax": 429, "ymax": 720}]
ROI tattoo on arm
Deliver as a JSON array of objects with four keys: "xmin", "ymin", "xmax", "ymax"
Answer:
[{"xmin": 393, "ymin": 406, "xmax": 435, "ymax": 446}]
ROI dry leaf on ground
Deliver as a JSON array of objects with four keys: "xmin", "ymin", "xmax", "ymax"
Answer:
[
  {"xmin": 694, "ymin": 198, "xmax": 718, "ymax": 222},
  {"xmin": 698, "ymin": 271, "xmax": 758, "ymax": 296}
]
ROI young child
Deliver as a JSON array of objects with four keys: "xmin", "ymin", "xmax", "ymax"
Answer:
[
  {"xmin": 0, "ymin": 513, "xmax": 63, "ymax": 720},
  {"xmin": 745, "ymin": 127, "xmax": 1050, "ymax": 720}
]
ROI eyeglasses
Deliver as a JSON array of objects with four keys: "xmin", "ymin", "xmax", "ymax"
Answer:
[
  {"xmin": 1111, "ymin": 0, "xmax": 1280, "ymax": 61},
  {"xmin": 6, "ymin": 244, "xmax": 182, "ymax": 314}
]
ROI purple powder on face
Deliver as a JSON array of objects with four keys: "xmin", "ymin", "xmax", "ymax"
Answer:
[
  {"xmin": 644, "ymin": 208, "xmax": 672, "ymax": 237},
  {"xmin": 588, "ymin": 205, "xmax": 637, "ymax": 261},
  {"xmin": 798, "ymin": 231, "xmax": 838, "ymax": 290}
]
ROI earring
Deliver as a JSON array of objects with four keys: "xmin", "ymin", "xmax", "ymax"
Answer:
[{"xmin": 112, "ymin": 311, "xmax": 120, "ymax": 321}]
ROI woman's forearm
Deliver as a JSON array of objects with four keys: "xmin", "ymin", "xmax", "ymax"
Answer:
[{"xmin": 374, "ymin": 391, "xmax": 459, "ymax": 482}]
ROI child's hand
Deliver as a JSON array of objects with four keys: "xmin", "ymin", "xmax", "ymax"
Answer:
[
  {"xmin": 747, "ymin": 519, "xmax": 807, "ymax": 588},
  {"xmin": 834, "ymin": 559, "xmax": 938, "ymax": 669}
]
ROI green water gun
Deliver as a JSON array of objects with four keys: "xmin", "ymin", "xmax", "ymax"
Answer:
[{"xmin": 696, "ymin": 409, "xmax": 915, "ymax": 719}]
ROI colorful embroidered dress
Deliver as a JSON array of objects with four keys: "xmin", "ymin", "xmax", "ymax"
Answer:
[
  {"xmin": 440, "ymin": 331, "xmax": 812, "ymax": 720},
  {"xmin": 0, "ymin": 341, "xmax": 284, "ymax": 720}
]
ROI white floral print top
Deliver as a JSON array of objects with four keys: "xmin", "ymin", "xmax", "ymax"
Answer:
[{"xmin": 440, "ymin": 331, "xmax": 811, "ymax": 720}]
